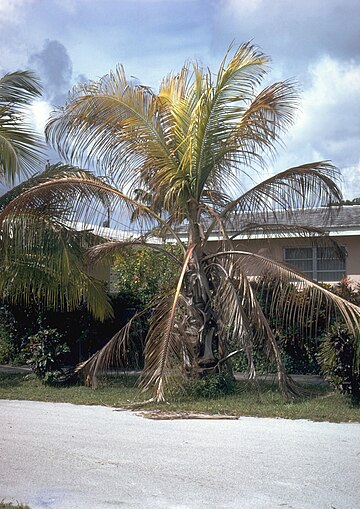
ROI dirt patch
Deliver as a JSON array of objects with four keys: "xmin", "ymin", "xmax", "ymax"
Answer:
[{"xmin": 135, "ymin": 410, "xmax": 239, "ymax": 420}]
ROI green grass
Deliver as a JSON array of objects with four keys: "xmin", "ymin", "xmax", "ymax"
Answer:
[{"xmin": 0, "ymin": 372, "xmax": 359, "ymax": 423}]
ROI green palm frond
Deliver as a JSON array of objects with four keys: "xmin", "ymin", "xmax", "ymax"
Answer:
[
  {"xmin": 0, "ymin": 214, "xmax": 112, "ymax": 319},
  {"xmin": 46, "ymin": 66, "xmax": 178, "ymax": 189},
  {"xmin": 1, "ymin": 172, "xmax": 185, "ymax": 249},
  {"xmin": 0, "ymin": 70, "xmax": 42, "ymax": 103},
  {"xmin": 0, "ymin": 70, "xmax": 44, "ymax": 183},
  {"xmin": 0, "ymin": 162, "xmax": 94, "ymax": 211},
  {"xmin": 233, "ymin": 161, "xmax": 341, "ymax": 214}
]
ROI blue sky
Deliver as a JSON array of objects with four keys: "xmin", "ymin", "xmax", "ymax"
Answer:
[{"xmin": 1, "ymin": 0, "xmax": 359, "ymax": 197}]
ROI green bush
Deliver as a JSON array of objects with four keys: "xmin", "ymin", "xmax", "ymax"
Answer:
[
  {"xmin": 230, "ymin": 338, "xmax": 319, "ymax": 375},
  {"xmin": 0, "ymin": 293, "xmax": 147, "ymax": 370},
  {"xmin": 318, "ymin": 324, "xmax": 360, "ymax": 401},
  {"xmin": 112, "ymin": 245, "xmax": 181, "ymax": 304},
  {"xmin": 185, "ymin": 373, "xmax": 236, "ymax": 399},
  {"xmin": 0, "ymin": 305, "xmax": 19, "ymax": 364},
  {"xmin": 25, "ymin": 327, "xmax": 69, "ymax": 385}
]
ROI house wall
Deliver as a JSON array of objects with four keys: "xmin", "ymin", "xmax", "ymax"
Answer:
[
  {"xmin": 94, "ymin": 234, "xmax": 360, "ymax": 287},
  {"xmin": 339, "ymin": 236, "xmax": 360, "ymax": 282},
  {"xmin": 88, "ymin": 263, "xmax": 111, "ymax": 284},
  {"xmin": 228, "ymin": 235, "xmax": 360, "ymax": 283}
]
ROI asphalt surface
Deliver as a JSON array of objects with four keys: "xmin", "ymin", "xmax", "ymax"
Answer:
[{"xmin": 0, "ymin": 400, "xmax": 359, "ymax": 509}]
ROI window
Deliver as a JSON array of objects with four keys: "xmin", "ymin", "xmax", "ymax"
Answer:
[
  {"xmin": 284, "ymin": 246, "xmax": 346, "ymax": 282},
  {"xmin": 108, "ymin": 267, "xmax": 119, "ymax": 294}
]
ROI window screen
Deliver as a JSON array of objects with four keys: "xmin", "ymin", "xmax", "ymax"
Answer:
[{"xmin": 284, "ymin": 246, "xmax": 346, "ymax": 282}]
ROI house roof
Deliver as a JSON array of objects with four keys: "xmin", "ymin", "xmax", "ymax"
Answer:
[
  {"xmin": 174, "ymin": 205, "xmax": 360, "ymax": 241},
  {"xmin": 233, "ymin": 205, "xmax": 360, "ymax": 239},
  {"xmin": 277, "ymin": 206, "xmax": 360, "ymax": 229},
  {"xmin": 72, "ymin": 206, "xmax": 360, "ymax": 243}
]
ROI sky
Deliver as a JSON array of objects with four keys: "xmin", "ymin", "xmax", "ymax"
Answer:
[{"xmin": 1, "ymin": 0, "xmax": 359, "ymax": 198}]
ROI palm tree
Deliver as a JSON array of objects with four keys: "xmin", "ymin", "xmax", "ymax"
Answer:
[
  {"xmin": 0, "ymin": 163, "xmax": 113, "ymax": 320},
  {"xmin": 5, "ymin": 43, "xmax": 360, "ymax": 401},
  {"xmin": 0, "ymin": 70, "xmax": 44, "ymax": 184},
  {"xmin": 0, "ymin": 71, "xmax": 112, "ymax": 320}
]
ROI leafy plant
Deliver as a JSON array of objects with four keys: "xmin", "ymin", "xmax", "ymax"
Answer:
[
  {"xmin": 25, "ymin": 327, "xmax": 69, "ymax": 385},
  {"xmin": 185, "ymin": 373, "xmax": 236, "ymax": 399},
  {"xmin": 0, "ymin": 502, "xmax": 31, "ymax": 509},
  {"xmin": 0, "ymin": 305, "xmax": 17, "ymax": 364},
  {"xmin": 112, "ymin": 245, "xmax": 181, "ymax": 304},
  {"xmin": 318, "ymin": 324, "xmax": 360, "ymax": 401}
]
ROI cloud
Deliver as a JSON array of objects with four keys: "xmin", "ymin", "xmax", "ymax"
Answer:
[
  {"xmin": 211, "ymin": 0, "xmax": 359, "ymax": 200},
  {"xmin": 0, "ymin": 0, "xmax": 34, "ymax": 24},
  {"xmin": 28, "ymin": 40, "xmax": 73, "ymax": 106},
  {"xmin": 214, "ymin": 0, "xmax": 360, "ymax": 77},
  {"xmin": 30, "ymin": 100, "xmax": 52, "ymax": 134},
  {"xmin": 286, "ymin": 57, "xmax": 360, "ymax": 164},
  {"xmin": 265, "ymin": 56, "xmax": 360, "ymax": 198},
  {"xmin": 341, "ymin": 161, "xmax": 360, "ymax": 199}
]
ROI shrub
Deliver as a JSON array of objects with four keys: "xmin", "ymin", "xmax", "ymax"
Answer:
[
  {"xmin": 185, "ymin": 373, "xmax": 236, "ymax": 399},
  {"xmin": 112, "ymin": 245, "xmax": 181, "ymax": 305},
  {"xmin": 0, "ymin": 305, "xmax": 20, "ymax": 364},
  {"xmin": 318, "ymin": 324, "xmax": 360, "ymax": 401},
  {"xmin": 25, "ymin": 327, "xmax": 69, "ymax": 385}
]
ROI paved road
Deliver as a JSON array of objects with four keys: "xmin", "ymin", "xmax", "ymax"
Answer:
[{"xmin": 0, "ymin": 400, "xmax": 359, "ymax": 509}]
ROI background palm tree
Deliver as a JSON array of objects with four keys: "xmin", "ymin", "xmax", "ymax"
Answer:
[
  {"xmin": 0, "ymin": 71, "xmax": 111, "ymax": 320},
  {"xmin": 0, "ymin": 162, "xmax": 113, "ymax": 320},
  {"xmin": 5, "ymin": 43, "xmax": 360, "ymax": 401},
  {"xmin": 0, "ymin": 70, "xmax": 44, "ymax": 184}
]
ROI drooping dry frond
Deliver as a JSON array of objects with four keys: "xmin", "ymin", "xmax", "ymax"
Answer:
[
  {"xmin": 77, "ymin": 306, "xmax": 149, "ymax": 387},
  {"xmin": 205, "ymin": 256, "xmax": 296, "ymax": 394},
  {"xmin": 140, "ymin": 246, "xmax": 195, "ymax": 402},
  {"xmin": 204, "ymin": 250, "xmax": 360, "ymax": 352}
]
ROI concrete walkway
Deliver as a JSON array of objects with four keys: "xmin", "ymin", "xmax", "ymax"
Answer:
[
  {"xmin": 0, "ymin": 400, "xmax": 359, "ymax": 509},
  {"xmin": 0, "ymin": 365, "xmax": 327, "ymax": 385},
  {"xmin": 0, "ymin": 364, "xmax": 32, "ymax": 373}
]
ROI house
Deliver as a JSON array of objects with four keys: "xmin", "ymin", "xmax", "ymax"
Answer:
[
  {"xmin": 92, "ymin": 205, "xmax": 360, "ymax": 290},
  {"xmin": 223, "ymin": 205, "xmax": 360, "ymax": 284}
]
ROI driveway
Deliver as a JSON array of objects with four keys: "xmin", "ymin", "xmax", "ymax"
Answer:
[{"xmin": 0, "ymin": 400, "xmax": 359, "ymax": 509}]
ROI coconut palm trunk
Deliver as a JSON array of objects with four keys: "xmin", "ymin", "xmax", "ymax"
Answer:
[{"xmin": 187, "ymin": 202, "xmax": 216, "ymax": 369}]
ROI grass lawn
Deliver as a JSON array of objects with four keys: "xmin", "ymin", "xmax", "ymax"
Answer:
[{"xmin": 0, "ymin": 371, "xmax": 359, "ymax": 423}]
